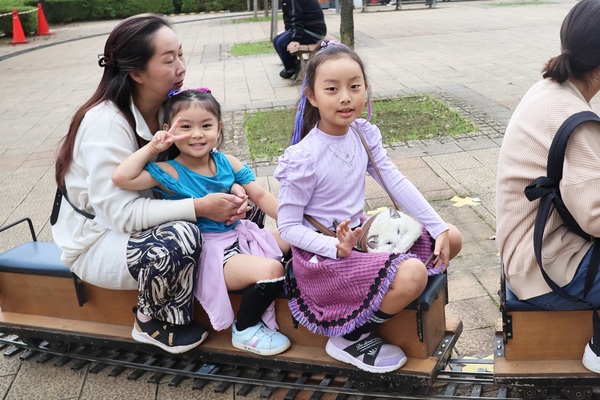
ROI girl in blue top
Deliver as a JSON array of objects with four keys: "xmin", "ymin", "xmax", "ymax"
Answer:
[{"xmin": 112, "ymin": 88, "xmax": 291, "ymax": 356}]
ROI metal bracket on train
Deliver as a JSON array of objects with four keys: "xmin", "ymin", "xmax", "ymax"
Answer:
[
  {"xmin": 416, "ymin": 307, "xmax": 424, "ymax": 342},
  {"xmin": 72, "ymin": 274, "xmax": 87, "ymax": 307},
  {"xmin": 499, "ymin": 262, "xmax": 512, "ymax": 343},
  {"xmin": 501, "ymin": 308, "xmax": 513, "ymax": 343},
  {"xmin": 494, "ymin": 333, "xmax": 505, "ymax": 358}
]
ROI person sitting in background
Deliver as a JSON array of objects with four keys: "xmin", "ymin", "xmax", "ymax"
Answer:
[{"xmin": 272, "ymin": 0, "xmax": 327, "ymax": 79}]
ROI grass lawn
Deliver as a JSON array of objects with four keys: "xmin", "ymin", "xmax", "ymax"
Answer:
[
  {"xmin": 231, "ymin": 40, "xmax": 275, "ymax": 56},
  {"xmin": 231, "ymin": 15, "xmax": 282, "ymax": 23},
  {"xmin": 244, "ymin": 94, "xmax": 478, "ymax": 160}
]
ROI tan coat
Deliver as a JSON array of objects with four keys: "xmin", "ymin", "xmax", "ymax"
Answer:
[{"xmin": 496, "ymin": 79, "xmax": 600, "ymax": 300}]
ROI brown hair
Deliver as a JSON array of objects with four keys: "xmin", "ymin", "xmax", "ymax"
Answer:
[
  {"xmin": 55, "ymin": 13, "xmax": 172, "ymax": 190},
  {"xmin": 543, "ymin": 0, "xmax": 600, "ymax": 85}
]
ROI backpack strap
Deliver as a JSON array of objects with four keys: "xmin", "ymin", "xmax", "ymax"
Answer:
[
  {"xmin": 50, "ymin": 187, "xmax": 96, "ymax": 226},
  {"xmin": 524, "ymin": 111, "xmax": 600, "ymax": 305}
]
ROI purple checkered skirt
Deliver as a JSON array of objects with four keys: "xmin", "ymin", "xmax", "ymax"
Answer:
[{"xmin": 287, "ymin": 227, "xmax": 440, "ymax": 337}]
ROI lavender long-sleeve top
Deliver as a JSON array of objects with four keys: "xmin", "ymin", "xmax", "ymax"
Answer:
[{"xmin": 274, "ymin": 119, "xmax": 449, "ymax": 260}]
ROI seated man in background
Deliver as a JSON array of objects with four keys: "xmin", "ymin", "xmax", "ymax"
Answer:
[{"xmin": 272, "ymin": 0, "xmax": 327, "ymax": 79}]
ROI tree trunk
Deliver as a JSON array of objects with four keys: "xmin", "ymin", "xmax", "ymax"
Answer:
[{"xmin": 339, "ymin": 0, "xmax": 354, "ymax": 48}]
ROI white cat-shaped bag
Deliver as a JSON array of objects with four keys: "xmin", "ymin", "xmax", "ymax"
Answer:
[{"xmin": 357, "ymin": 208, "xmax": 422, "ymax": 253}]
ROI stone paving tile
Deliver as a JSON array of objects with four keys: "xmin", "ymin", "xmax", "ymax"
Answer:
[{"xmin": 4, "ymin": 359, "xmax": 86, "ymax": 400}]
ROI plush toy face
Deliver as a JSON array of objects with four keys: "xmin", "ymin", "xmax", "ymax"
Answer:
[{"xmin": 365, "ymin": 208, "xmax": 422, "ymax": 254}]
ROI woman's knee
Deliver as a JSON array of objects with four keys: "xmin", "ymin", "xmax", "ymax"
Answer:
[{"xmin": 156, "ymin": 221, "xmax": 202, "ymax": 258}]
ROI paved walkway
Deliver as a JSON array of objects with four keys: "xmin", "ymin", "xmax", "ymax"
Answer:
[{"xmin": 0, "ymin": 0, "xmax": 587, "ymax": 398}]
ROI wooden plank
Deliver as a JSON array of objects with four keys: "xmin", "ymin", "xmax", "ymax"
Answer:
[
  {"xmin": 199, "ymin": 293, "xmax": 447, "ymax": 359},
  {"xmin": 0, "ymin": 272, "xmax": 137, "ymax": 325},
  {"xmin": 0, "ymin": 311, "xmax": 132, "ymax": 339},
  {"xmin": 495, "ymin": 356, "xmax": 595, "ymax": 377},
  {"xmin": 289, "ymin": 44, "xmax": 319, "ymax": 55},
  {"xmin": 504, "ymin": 311, "xmax": 592, "ymax": 360},
  {"xmin": 288, "ymin": 44, "xmax": 319, "ymax": 84},
  {"xmin": 1, "ymin": 272, "xmax": 451, "ymax": 359},
  {"xmin": 0, "ymin": 311, "xmax": 457, "ymax": 377},
  {"xmin": 380, "ymin": 292, "xmax": 446, "ymax": 358}
]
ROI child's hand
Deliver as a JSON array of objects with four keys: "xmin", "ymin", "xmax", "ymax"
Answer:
[
  {"xmin": 150, "ymin": 118, "xmax": 190, "ymax": 153},
  {"xmin": 335, "ymin": 218, "xmax": 362, "ymax": 258},
  {"xmin": 227, "ymin": 183, "xmax": 251, "ymax": 225},
  {"xmin": 433, "ymin": 230, "xmax": 451, "ymax": 271}
]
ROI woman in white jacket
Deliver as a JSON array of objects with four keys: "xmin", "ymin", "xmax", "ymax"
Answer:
[{"xmin": 52, "ymin": 14, "xmax": 249, "ymax": 354}]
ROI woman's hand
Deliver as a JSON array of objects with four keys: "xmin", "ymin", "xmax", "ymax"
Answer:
[
  {"xmin": 193, "ymin": 193, "xmax": 251, "ymax": 223},
  {"xmin": 433, "ymin": 230, "xmax": 451, "ymax": 271},
  {"xmin": 335, "ymin": 218, "xmax": 362, "ymax": 258}
]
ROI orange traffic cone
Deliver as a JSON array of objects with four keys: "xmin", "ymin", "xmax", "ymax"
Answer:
[
  {"xmin": 10, "ymin": 9, "xmax": 27, "ymax": 45},
  {"xmin": 37, "ymin": 3, "xmax": 51, "ymax": 35}
]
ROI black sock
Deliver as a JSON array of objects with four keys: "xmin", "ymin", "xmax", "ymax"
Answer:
[
  {"xmin": 235, "ymin": 278, "xmax": 284, "ymax": 331},
  {"xmin": 343, "ymin": 309, "xmax": 396, "ymax": 341}
]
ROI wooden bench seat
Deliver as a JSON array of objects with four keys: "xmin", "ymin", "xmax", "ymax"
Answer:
[
  {"xmin": 494, "ymin": 268, "xmax": 600, "ymax": 386},
  {"xmin": 499, "ymin": 279, "xmax": 593, "ymax": 361},
  {"xmin": 289, "ymin": 43, "xmax": 319, "ymax": 84},
  {"xmin": 0, "ymin": 232, "xmax": 450, "ymax": 358}
]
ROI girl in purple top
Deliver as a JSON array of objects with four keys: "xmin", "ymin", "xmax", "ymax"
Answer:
[{"xmin": 274, "ymin": 42, "xmax": 462, "ymax": 373}]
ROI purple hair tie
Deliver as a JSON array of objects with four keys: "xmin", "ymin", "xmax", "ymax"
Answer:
[
  {"xmin": 168, "ymin": 87, "xmax": 212, "ymax": 98},
  {"xmin": 292, "ymin": 79, "xmax": 308, "ymax": 145},
  {"xmin": 315, "ymin": 39, "xmax": 348, "ymax": 55}
]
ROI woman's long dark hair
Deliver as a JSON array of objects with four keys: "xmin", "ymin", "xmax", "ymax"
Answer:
[
  {"xmin": 55, "ymin": 14, "xmax": 172, "ymax": 190},
  {"xmin": 543, "ymin": 0, "xmax": 600, "ymax": 85}
]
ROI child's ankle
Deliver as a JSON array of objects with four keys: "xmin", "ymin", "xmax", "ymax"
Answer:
[{"xmin": 137, "ymin": 309, "xmax": 152, "ymax": 323}]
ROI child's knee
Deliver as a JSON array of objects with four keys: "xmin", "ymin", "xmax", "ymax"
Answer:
[
  {"xmin": 264, "ymin": 259, "xmax": 285, "ymax": 279},
  {"xmin": 448, "ymin": 224, "xmax": 463, "ymax": 259},
  {"xmin": 398, "ymin": 258, "xmax": 428, "ymax": 295}
]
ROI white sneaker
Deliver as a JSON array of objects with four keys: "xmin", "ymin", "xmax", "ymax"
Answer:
[
  {"xmin": 582, "ymin": 338, "xmax": 600, "ymax": 373},
  {"xmin": 231, "ymin": 321, "xmax": 291, "ymax": 356},
  {"xmin": 325, "ymin": 332, "xmax": 407, "ymax": 373}
]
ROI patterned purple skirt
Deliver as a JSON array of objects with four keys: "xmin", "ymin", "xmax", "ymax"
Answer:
[{"xmin": 287, "ymin": 227, "xmax": 439, "ymax": 337}]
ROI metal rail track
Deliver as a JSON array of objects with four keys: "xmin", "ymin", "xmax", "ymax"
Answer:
[{"xmin": 0, "ymin": 332, "xmax": 526, "ymax": 399}]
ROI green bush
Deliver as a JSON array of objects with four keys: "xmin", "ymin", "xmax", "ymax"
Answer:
[
  {"xmin": 216, "ymin": 0, "xmax": 247, "ymax": 11},
  {"xmin": 32, "ymin": 0, "xmax": 174, "ymax": 23},
  {"xmin": 0, "ymin": 3, "xmax": 37, "ymax": 37},
  {"xmin": 181, "ymin": 0, "xmax": 247, "ymax": 12},
  {"xmin": 117, "ymin": 0, "xmax": 174, "ymax": 18},
  {"xmin": 0, "ymin": 0, "xmax": 248, "ymax": 30},
  {"xmin": 33, "ymin": 0, "xmax": 92, "ymax": 23},
  {"xmin": 172, "ymin": 0, "xmax": 183, "ymax": 12},
  {"xmin": 181, "ymin": 0, "xmax": 207, "ymax": 13}
]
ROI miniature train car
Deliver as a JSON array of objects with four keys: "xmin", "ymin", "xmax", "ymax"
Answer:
[
  {"xmin": 495, "ymin": 266, "xmax": 600, "ymax": 400},
  {"xmin": 0, "ymin": 217, "xmax": 461, "ymax": 393}
]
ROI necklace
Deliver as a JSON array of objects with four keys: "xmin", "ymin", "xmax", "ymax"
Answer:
[{"xmin": 325, "ymin": 138, "xmax": 356, "ymax": 166}]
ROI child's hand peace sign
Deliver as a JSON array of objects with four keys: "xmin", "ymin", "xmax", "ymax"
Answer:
[{"xmin": 150, "ymin": 117, "xmax": 190, "ymax": 153}]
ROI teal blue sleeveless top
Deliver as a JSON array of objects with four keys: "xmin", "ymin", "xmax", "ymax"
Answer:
[{"xmin": 144, "ymin": 151, "xmax": 255, "ymax": 232}]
